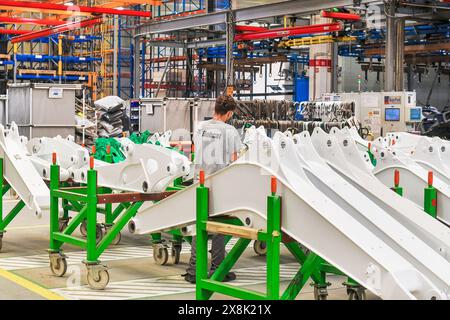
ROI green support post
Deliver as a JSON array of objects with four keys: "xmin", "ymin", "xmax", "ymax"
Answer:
[
  {"xmin": 391, "ymin": 169, "xmax": 403, "ymax": 196},
  {"xmin": 367, "ymin": 142, "xmax": 376, "ymax": 166},
  {"xmin": 196, "ymin": 172, "xmax": 209, "ymax": 300},
  {"xmin": 424, "ymin": 171, "xmax": 437, "ymax": 218},
  {"xmin": 49, "ymin": 160, "xmax": 61, "ymax": 252},
  {"xmin": 266, "ymin": 177, "xmax": 281, "ymax": 299},
  {"xmin": 86, "ymin": 166, "xmax": 99, "ymax": 263},
  {"xmin": 0, "ymin": 157, "xmax": 3, "ymax": 233},
  {"xmin": 0, "ymin": 157, "xmax": 4, "ymax": 236}
]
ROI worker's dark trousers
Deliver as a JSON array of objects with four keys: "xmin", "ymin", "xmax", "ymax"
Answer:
[{"xmin": 186, "ymin": 234, "xmax": 225, "ymax": 276}]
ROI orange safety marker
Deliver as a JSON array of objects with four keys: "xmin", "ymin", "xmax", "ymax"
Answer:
[
  {"xmin": 52, "ymin": 152, "xmax": 57, "ymax": 165},
  {"xmin": 89, "ymin": 156, "xmax": 94, "ymax": 170},
  {"xmin": 394, "ymin": 169, "xmax": 400, "ymax": 187},
  {"xmin": 271, "ymin": 176, "xmax": 277, "ymax": 195},
  {"xmin": 199, "ymin": 170, "xmax": 205, "ymax": 186}
]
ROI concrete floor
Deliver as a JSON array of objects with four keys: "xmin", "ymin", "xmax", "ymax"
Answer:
[{"xmin": 0, "ymin": 199, "xmax": 378, "ymax": 300}]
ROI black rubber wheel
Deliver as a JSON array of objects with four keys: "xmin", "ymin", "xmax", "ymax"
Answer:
[
  {"xmin": 79, "ymin": 221, "xmax": 87, "ymax": 237},
  {"xmin": 153, "ymin": 245, "xmax": 169, "ymax": 265},
  {"xmin": 348, "ymin": 289, "xmax": 366, "ymax": 300},
  {"xmin": 314, "ymin": 287, "xmax": 328, "ymax": 300},
  {"xmin": 111, "ymin": 231, "xmax": 121, "ymax": 246},
  {"xmin": 171, "ymin": 244, "xmax": 182, "ymax": 264},
  {"xmin": 96, "ymin": 224, "xmax": 104, "ymax": 243},
  {"xmin": 58, "ymin": 220, "xmax": 68, "ymax": 232}
]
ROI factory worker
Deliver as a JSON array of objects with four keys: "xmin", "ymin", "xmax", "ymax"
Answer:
[{"xmin": 184, "ymin": 95, "xmax": 243, "ymax": 284}]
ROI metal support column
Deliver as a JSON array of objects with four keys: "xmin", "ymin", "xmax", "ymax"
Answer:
[
  {"xmin": 331, "ymin": 42, "xmax": 339, "ymax": 93},
  {"xmin": 225, "ymin": 10, "xmax": 235, "ymax": 95},
  {"xmin": 395, "ymin": 18, "xmax": 405, "ymax": 91},
  {"xmin": 384, "ymin": 0, "xmax": 397, "ymax": 91},
  {"xmin": 113, "ymin": 17, "xmax": 119, "ymax": 96},
  {"xmin": 133, "ymin": 35, "xmax": 141, "ymax": 98}
]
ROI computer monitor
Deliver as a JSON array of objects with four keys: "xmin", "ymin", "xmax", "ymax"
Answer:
[
  {"xmin": 409, "ymin": 108, "xmax": 422, "ymax": 121},
  {"xmin": 385, "ymin": 108, "xmax": 400, "ymax": 121}
]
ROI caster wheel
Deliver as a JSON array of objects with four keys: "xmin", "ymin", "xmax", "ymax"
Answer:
[
  {"xmin": 253, "ymin": 240, "xmax": 267, "ymax": 256},
  {"xmin": 111, "ymin": 231, "xmax": 121, "ymax": 246},
  {"xmin": 50, "ymin": 256, "xmax": 67, "ymax": 277},
  {"xmin": 80, "ymin": 222, "xmax": 103, "ymax": 242},
  {"xmin": 87, "ymin": 269, "xmax": 109, "ymax": 290},
  {"xmin": 348, "ymin": 289, "xmax": 366, "ymax": 300},
  {"xmin": 80, "ymin": 221, "xmax": 87, "ymax": 237},
  {"xmin": 153, "ymin": 245, "xmax": 169, "ymax": 265},
  {"xmin": 96, "ymin": 224, "xmax": 104, "ymax": 242},
  {"xmin": 171, "ymin": 244, "xmax": 182, "ymax": 264},
  {"xmin": 314, "ymin": 287, "xmax": 328, "ymax": 300},
  {"xmin": 58, "ymin": 220, "xmax": 68, "ymax": 232}
]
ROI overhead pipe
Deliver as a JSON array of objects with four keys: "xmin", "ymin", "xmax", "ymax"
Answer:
[
  {"xmin": 234, "ymin": 22, "xmax": 343, "ymax": 42},
  {"xmin": 0, "ymin": 17, "xmax": 65, "ymax": 26},
  {"xmin": 0, "ymin": 1, "xmax": 151, "ymax": 17},
  {"xmin": 11, "ymin": 17, "xmax": 102, "ymax": 43},
  {"xmin": 320, "ymin": 10, "xmax": 361, "ymax": 21}
]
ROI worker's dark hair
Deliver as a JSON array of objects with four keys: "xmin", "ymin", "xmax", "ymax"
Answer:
[{"xmin": 215, "ymin": 95, "xmax": 237, "ymax": 115}]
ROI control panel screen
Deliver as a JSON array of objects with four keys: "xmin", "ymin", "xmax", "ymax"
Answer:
[
  {"xmin": 385, "ymin": 108, "xmax": 400, "ymax": 121},
  {"xmin": 410, "ymin": 108, "xmax": 421, "ymax": 121}
]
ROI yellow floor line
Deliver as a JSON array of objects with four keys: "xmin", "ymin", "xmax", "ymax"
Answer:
[{"xmin": 0, "ymin": 268, "xmax": 65, "ymax": 300}]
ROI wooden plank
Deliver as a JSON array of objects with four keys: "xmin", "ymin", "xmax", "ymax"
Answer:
[
  {"xmin": 97, "ymin": 191, "xmax": 176, "ymax": 204},
  {"xmin": 205, "ymin": 221, "xmax": 260, "ymax": 240}
]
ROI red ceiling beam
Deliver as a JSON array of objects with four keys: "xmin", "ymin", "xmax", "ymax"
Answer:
[
  {"xmin": 0, "ymin": 1, "xmax": 151, "ymax": 17},
  {"xmin": 234, "ymin": 23, "xmax": 343, "ymax": 42},
  {"xmin": 321, "ymin": 10, "xmax": 361, "ymax": 21},
  {"xmin": 0, "ymin": 17, "xmax": 65, "ymax": 26},
  {"xmin": 235, "ymin": 25, "xmax": 268, "ymax": 33},
  {"xmin": 0, "ymin": 29, "xmax": 30, "ymax": 35},
  {"xmin": 11, "ymin": 17, "xmax": 102, "ymax": 43}
]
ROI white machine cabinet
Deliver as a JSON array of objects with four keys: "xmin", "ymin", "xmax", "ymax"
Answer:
[{"xmin": 321, "ymin": 91, "xmax": 421, "ymax": 138}]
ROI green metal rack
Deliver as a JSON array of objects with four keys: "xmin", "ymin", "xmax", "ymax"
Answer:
[
  {"xmin": 48, "ymin": 154, "xmax": 175, "ymax": 289},
  {"xmin": 194, "ymin": 172, "xmax": 366, "ymax": 300},
  {"xmin": 0, "ymin": 158, "xmax": 26, "ymax": 251}
]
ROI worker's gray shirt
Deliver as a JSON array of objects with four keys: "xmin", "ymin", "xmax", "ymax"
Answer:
[{"xmin": 193, "ymin": 119, "xmax": 243, "ymax": 178}]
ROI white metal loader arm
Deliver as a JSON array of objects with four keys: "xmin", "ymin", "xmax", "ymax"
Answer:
[
  {"xmin": 331, "ymin": 127, "xmax": 374, "ymax": 171},
  {"xmin": 412, "ymin": 137, "xmax": 450, "ymax": 184},
  {"xmin": 387, "ymin": 132, "xmax": 428, "ymax": 155},
  {"xmin": 373, "ymin": 147, "xmax": 450, "ymax": 225},
  {"xmin": 348, "ymin": 126, "xmax": 371, "ymax": 151},
  {"xmin": 73, "ymin": 140, "xmax": 190, "ymax": 193},
  {"xmin": 307, "ymin": 129, "xmax": 450, "ymax": 263},
  {"xmin": 131, "ymin": 162, "xmax": 446, "ymax": 300},
  {"xmin": 27, "ymin": 135, "xmax": 88, "ymax": 169},
  {"xmin": 274, "ymin": 131, "xmax": 450, "ymax": 294},
  {"xmin": 26, "ymin": 135, "xmax": 85, "ymax": 181},
  {"xmin": 0, "ymin": 122, "xmax": 50, "ymax": 216}
]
